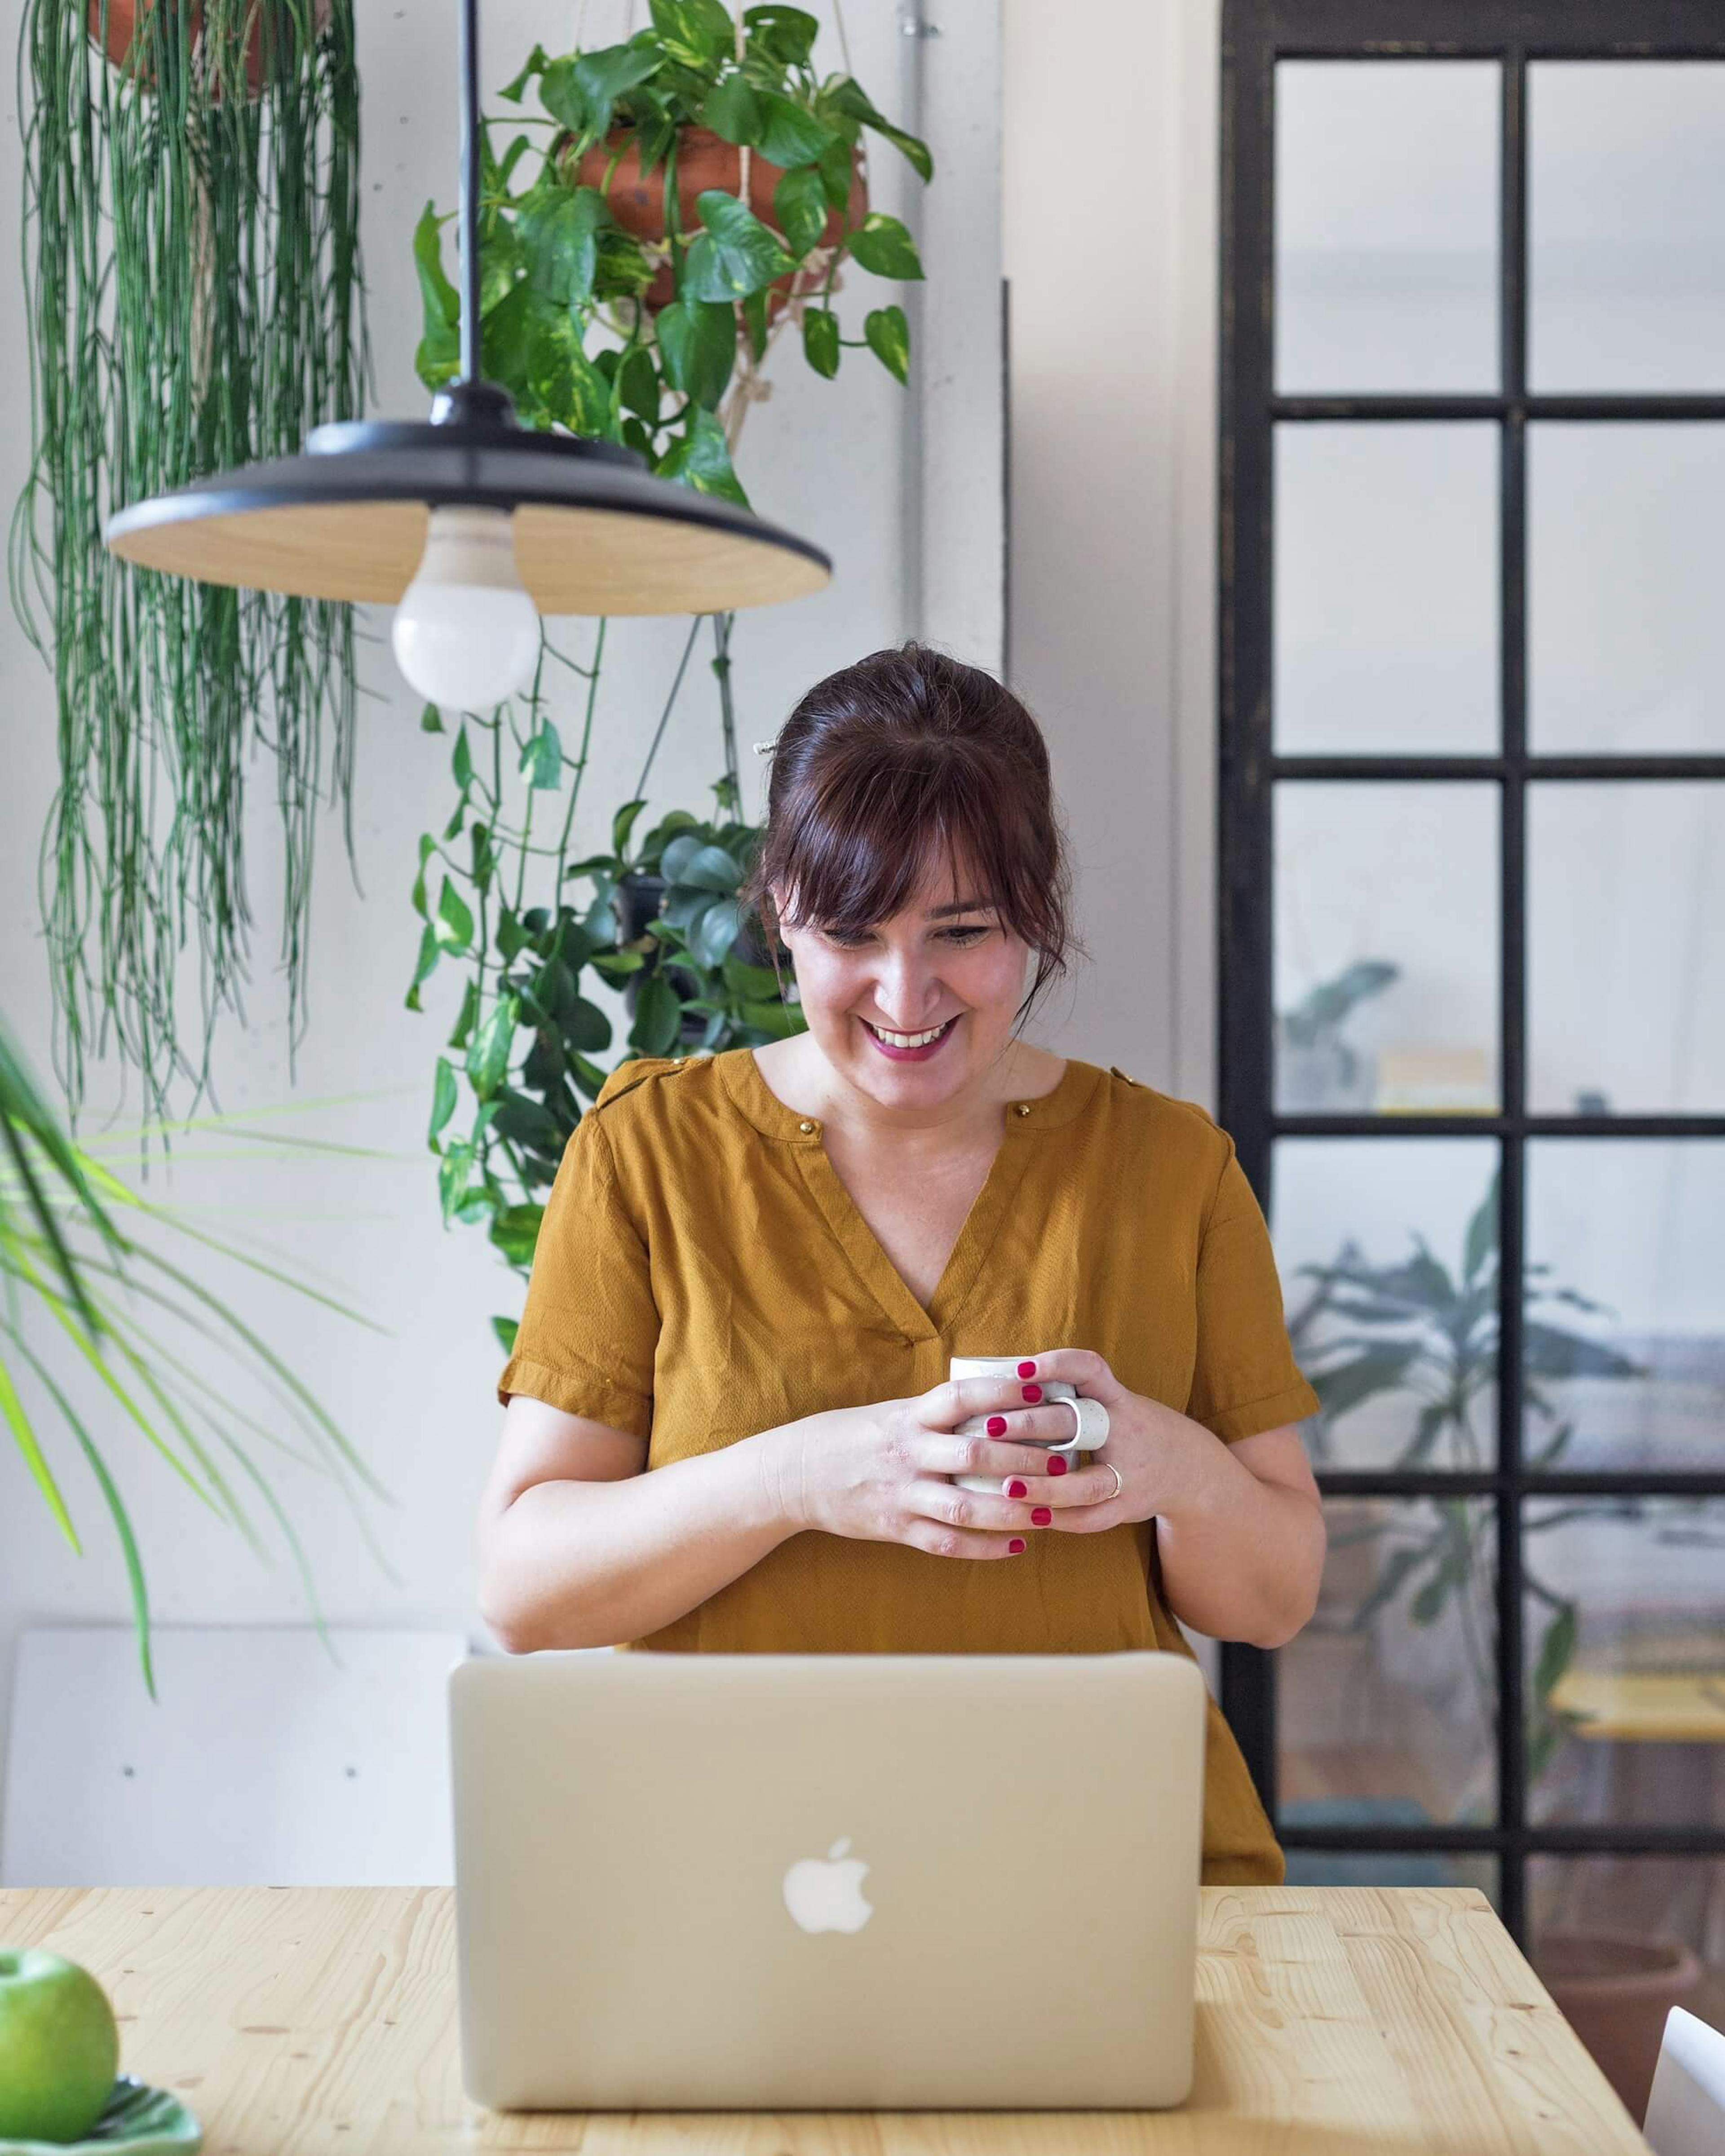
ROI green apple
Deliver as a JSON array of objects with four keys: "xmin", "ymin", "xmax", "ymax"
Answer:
[{"xmin": 0, "ymin": 1949, "xmax": 119, "ymax": 2144}]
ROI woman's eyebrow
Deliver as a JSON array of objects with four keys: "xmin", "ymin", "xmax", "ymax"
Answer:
[{"xmin": 926, "ymin": 898, "xmax": 999, "ymax": 919}]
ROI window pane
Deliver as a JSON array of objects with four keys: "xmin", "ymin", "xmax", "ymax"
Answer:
[
  {"xmin": 1281, "ymin": 1846, "xmax": 1499, "ymax": 1904},
  {"xmin": 1279, "ymin": 1497, "xmax": 1497, "ymax": 1828},
  {"xmin": 1530, "ymin": 1856, "xmax": 1725, "ymax": 2121},
  {"xmin": 1275, "ymin": 423, "xmax": 1498, "ymax": 755},
  {"xmin": 1525, "ymin": 1142, "xmax": 1725, "ymax": 1473},
  {"xmin": 1528, "ymin": 783, "xmax": 1725, "ymax": 1115},
  {"xmin": 1526, "ymin": 1498, "xmax": 1725, "ymax": 1833},
  {"xmin": 1275, "ymin": 60, "xmax": 1499, "ymax": 393},
  {"xmin": 1530, "ymin": 424, "xmax": 1725, "ymax": 754},
  {"xmin": 1275, "ymin": 783, "xmax": 1499, "ymax": 1115},
  {"xmin": 1273, "ymin": 1137, "xmax": 1500, "ymax": 1471},
  {"xmin": 1530, "ymin": 62, "xmax": 1725, "ymax": 393}
]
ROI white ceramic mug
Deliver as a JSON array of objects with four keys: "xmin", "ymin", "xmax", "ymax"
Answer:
[{"xmin": 948, "ymin": 1352, "xmax": 1083, "ymax": 1495}]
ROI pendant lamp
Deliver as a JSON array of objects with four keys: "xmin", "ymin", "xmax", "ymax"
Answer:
[{"xmin": 103, "ymin": 0, "xmax": 832, "ymax": 710}]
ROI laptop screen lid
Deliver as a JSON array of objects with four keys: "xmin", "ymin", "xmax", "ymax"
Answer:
[{"xmin": 450, "ymin": 1648, "xmax": 1205, "ymax": 2111}]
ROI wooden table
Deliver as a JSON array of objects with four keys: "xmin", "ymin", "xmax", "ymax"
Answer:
[
  {"xmin": 0, "ymin": 1885, "xmax": 1650, "ymax": 2153},
  {"xmin": 1548, "ymin": 1666, "xmax": 1725, "ymax": 1742}
]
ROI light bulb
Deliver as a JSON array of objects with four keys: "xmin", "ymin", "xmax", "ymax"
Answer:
[{"xmin": 391, "ymin": 505, "xmax": 541, "ymax": 711}]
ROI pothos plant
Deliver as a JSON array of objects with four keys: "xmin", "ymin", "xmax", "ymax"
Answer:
[
  {"xmin": 405, "ymin": 4, "xmax": 929, "ymax": 1349},
  {"xmin": 1286, "ymin": 1168, "xmax": 1653, "ymax": 1790}
]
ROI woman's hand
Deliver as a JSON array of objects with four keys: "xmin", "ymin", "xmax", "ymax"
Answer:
[
  {"xmin": 756, "ymin": 1372, "xmax": 1102, "ymax": 1559},
  {"xmin": 989, "ymin": 1348, "xmax": 1217, "ymax": 1533}
]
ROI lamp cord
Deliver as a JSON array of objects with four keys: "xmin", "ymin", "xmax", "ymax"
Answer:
[{"xmin": 458, "ymin": 0, "xmax": 481, "ymax": 383}]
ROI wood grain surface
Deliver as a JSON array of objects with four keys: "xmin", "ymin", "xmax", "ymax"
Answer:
[{"xmin": 0, "ymin": 1885, "xmax": 1650, "ymax": 2153}]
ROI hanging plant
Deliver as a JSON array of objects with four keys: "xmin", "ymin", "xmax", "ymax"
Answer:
[
  {"xmin": 13, "ymin": 0, "xmax": 368, "ymax": 1131},
  {"xmin": 404, "ymin": 1, "xmax": 930, "ymax": 1338}
]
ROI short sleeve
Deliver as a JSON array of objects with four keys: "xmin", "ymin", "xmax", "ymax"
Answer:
[
  {"xmin": 495, "ymin": 1109, "xmax": 659, "ymax": 1439},
  {"xmin": 1184, "ymin": 1137, "xmax": 1320, "ymax": 1445}
]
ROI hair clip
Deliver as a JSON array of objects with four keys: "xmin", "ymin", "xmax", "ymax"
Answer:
[{"xmin": 752, "ymin": 738, "xmax": 778, "ymax": 757}]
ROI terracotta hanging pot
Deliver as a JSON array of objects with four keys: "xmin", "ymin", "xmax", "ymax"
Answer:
[
  {"xmin": 1535, "ymin": 1928, "xmax": 1703, "ymax": 2121},
  {"xmin": 557, "ymin": 124, "xmax": 867, "ymax": 315},
  {"xmin": 90, "ymin": 0, "xmax": 334, "ymax": 101}
]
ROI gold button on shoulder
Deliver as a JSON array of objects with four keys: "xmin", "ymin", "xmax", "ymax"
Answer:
[
  {"xmin": 1014, "ymin": 1103, "xmax": 1032, "ymax": 1117},
  {"xmin": 797, "ymin": 1118, "xmax": 816, "ymax": 1134}
]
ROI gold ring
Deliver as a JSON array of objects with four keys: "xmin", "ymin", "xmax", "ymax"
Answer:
[{"xmin": 1104, "ymin": 1459, "xmax": 1123, "ymax": 1500}]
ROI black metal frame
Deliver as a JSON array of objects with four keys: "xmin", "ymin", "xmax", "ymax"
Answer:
[{"xmin": 1218, "ymin": 0, "xmax": 1725, "ymax": 1945}]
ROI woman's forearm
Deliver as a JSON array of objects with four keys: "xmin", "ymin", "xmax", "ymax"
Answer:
[
  {"xmin": 1153, "ymin": 1419, "xmax": 1325, "ymax": 1649},
  {"xmin": 479, "ymin": 1431, "xmax": 797, "ymax": 1651}
]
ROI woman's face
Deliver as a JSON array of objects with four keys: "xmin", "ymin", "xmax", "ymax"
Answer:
[{"xmin": 773, "ymin": 853, "xmax": 1032, "ymax": 1109}]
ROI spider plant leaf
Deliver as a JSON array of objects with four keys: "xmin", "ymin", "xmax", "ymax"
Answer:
[{"xmin": 0, "ymin": 1345, "xmax": 80, "ymax": 1551}]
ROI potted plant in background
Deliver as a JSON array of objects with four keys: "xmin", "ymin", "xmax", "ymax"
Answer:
[
  {"xmin": 0, "ymin": 1017, "xmax": 388, "ymax": 1694},
  {"xmin": 406, "ymin": 1, "xmax": 931, "ymax": 1349},
  {"xmin": 15, "ymin": 0, "xmax": 366, "ymax": 1131}
]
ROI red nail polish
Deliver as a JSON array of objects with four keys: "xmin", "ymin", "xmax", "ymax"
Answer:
[
  {"xmin": 1006, "ymin": 1478, "xmax": 1028, "ymax": 1499},
  {"xmin": 1022, "ymin": 1383, "xmax": 1042, "ymax": 1403},
  {"xmin": 1017, "ymin": 1359, "xmax": 1037, "ymax": 1378},
  {"xmin": 1008, "ymin": 1537, "xmax": 1026, "ymax": 1554},
  {"xmin": 1046, "ymin": 1454, "xmax": 1067, "ymax": 1476},
  {"xmin": 1032, "ymin": 1506, "xmax": 1052, "ymax": 1526},
  {"xmin": 986, "ymin": 1415, "xmax": 1008, "ymax": 1436}
]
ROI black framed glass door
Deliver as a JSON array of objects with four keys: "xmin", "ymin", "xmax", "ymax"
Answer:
[{"xmin": 1218, "ymin": 0, "xmax": 1725, "ymax": 2047}]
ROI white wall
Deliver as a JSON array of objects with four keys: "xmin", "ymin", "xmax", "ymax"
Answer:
[
  {"xmin": 1001, "ymin": 0, "xmax": 1220, "ymax": 1106},
  {"xmin": 0, "ymin": 0, "xmax": 1001, "ymax": 1851}
]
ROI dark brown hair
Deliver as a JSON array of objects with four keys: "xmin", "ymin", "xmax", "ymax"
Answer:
[{"xmin": 739, "ymin": 641, "xmax": 1083, "ymax": 1028}]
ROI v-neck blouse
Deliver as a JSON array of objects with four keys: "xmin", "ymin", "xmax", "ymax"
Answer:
[{"xmin": 496, "ymin": 1046, "xmax": 1319, "ymax": 1884}]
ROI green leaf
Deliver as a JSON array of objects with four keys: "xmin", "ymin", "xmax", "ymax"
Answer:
[
  {"xmin": 774, "ymin": 163, "xmax": 828, "ymax": 258},
  {"xmin": 563, "ymin": 997, "xmax": 614, "ymax": 1055},
  {"xmin": 429, "ymin": 1057, "xmax": 459, "ymax": 1145},
  {"xmin": 519, "ymin": 185, "xmax": 610, "ymax": 309},
  {"xmin": 683, "ymin": 190, "xmax": 796, "ymax": 300},
  {"xmin": 591, "ymin": 949, "xmax": 646, "ymax": 979},
  {"xmin": 452, "ymin": 725, "xmax": 474, "ymax": 790},
  {"xmin": 630, "ymin": 972, "xmax": 684, "ymax": 1055},
  {"xmin": 521, "ymin": 721, "xmax": 563, "ymax": 790},
  {"xmin": 410, "ymin": 833, "xmax": 436, "ymax": 921},
  {"xmin": 493, "ymin": 1314, "xmax": 520, "ymax": 1353},
  {"xmin": 446, "ymin": 976, "xmax": 479, "ymax": 1051},
  {"xmin": 802, "ymin": 306, "xmax": 839, "ymax": 377},
  {"xmin": 863, "ymin": 303, "xmax": 909, "ymax": 383},
  {"xmin": 498, "ymin": 41, "xmax": 549, "ymax": 102},
  {"xmin": 816, "ymin": 133, "xmax": 855, "ymax": 214},
  {"xmin": 1532, "ymin": 1602, "xmax": 1578, "ymax": 1701},
  {"xmin": 656, "ymin": 407, "xmax": 750, "ymax": 506},
  {"xmin": 656, "ymin": 296, "xmax": 737, "ymax": 411},
  {"xmin": 649, "ymin": 0, "xmax": 734, "ymax": 68},
  {"xmin": 823, "ymin": 76, "xmax": 933, "ymax": 182},
  {"xmin": 611, "ymin": 798, "xmax": 649, "ymax": 858},
  {"xmin": 466, "ymin": 996, "xmax": 518, "ymax": 1102},
  {"xmin": 435, "ymin": 877, "xmax": 475, "ymax": 955},
  {"xmin": 420, "ymin": 702, "xmax": 444, "ymax": 733},
  {"xmin": 690, "ymin": 897, "xmax": 742, "ymax": 968},
  {"xmin": 849, "ymin": 211, "xmax": 923, "ymax": 280},
  {"xmin": 405, "ymin": 923, "xmax": 439, "ymax": 1012},
  {"xmin": 741, "ymin": 287, "xmax": 770, "ymax": 362},
  {"xmin": 744, "ymin": 5, "xmax": 820, "ymax": 67},
  {"xmin": 618, "ymin": 344, "xmax": 660, "ymax": 423},
  {"xmin": 740, "ymin": 996, "xmax": 805, "ymax": 1038},
  {"xmin": 755, "ymin": 91, "xmax": 832, "ymax": 169},
  {"xmin": 489, "ymin": 1205, "xmax": 546, "ymax": 1268},
  {"xmin": 542, "ymin": 43, "xmax": 662, "ymax": 141},
  {"xmin": 1463, "ymin": 1173, "xmax": 1498, "ymax": 1286},
  {"xmin": 1410, "ymin": 1570, "xmax": 1453, "ymax": 1626},
  {"xmin": 702, "ymin": 71, "xmax": 762, "ymax": 145},
  {"xmin": 413, "ymin": 201, "xmax": 460, "ymax": 328},
  {"xmin": 526, "ymin": 298, "xmax": 615, "ymax": 438},
  {"xmin": 677, "ymin": 843, "xmax": 744, "ymax": 892},
  {"xmin": 659, "ymin": 832, "xmax": 706, "ymax": 883}
]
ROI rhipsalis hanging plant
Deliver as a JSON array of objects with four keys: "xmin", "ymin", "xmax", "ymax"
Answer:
[
  {"xmin": 405, "ymin": 2, "xmax": 930, "ymax": 1337},
  {"xmin": 12, "ymin": 0, "xmax": 368, "ymax": 1132}
]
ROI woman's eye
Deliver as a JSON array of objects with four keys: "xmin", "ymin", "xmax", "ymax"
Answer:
[{"xmin": 943, "ymin": 926, "xmax": 988, "ymax": 944}]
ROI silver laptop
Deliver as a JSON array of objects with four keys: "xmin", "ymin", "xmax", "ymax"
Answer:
[{"xmin": 449, "ymin": 1648, "xmax": 1206, "ymax": 2110}]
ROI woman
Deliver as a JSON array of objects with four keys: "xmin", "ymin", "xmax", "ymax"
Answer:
[{"xmin": 479, "ymin": 642, "xmax": 1324, "ymax": 1884}]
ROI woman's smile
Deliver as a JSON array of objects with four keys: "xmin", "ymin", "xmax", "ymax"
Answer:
[{"xmin": 858, "ymin": 1012, "xmax": 961, "ymax": 1061}]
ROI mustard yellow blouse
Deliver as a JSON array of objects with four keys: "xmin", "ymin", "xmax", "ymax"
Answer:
[{"xmin": 496, "ymin": 1046, "xmax": 1319, "ymax": 1883}]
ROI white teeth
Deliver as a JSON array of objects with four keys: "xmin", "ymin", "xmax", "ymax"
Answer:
[{"xmin": 865, "ymin": 1017, "xmax": 953, "ymax": 1049}]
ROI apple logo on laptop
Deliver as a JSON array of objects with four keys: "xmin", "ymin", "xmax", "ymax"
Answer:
[{"xmin": 782, "ymin": 1838, "xmax": 873, "ymax": 1934}]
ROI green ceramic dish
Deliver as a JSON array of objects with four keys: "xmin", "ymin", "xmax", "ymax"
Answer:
[{"xmin": 0, "ymin": 2078, "xmax": 201, "ymax": 2156}]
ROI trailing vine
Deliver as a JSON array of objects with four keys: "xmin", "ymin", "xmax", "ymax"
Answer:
[{"xmin": 11, "ymin": 0, "xmax": 368, "ymax": 1135}]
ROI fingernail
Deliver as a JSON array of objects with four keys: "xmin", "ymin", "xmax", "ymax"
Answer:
[
  {"xmin": 1021, "ymin": 1383, "xmax": 1042, "ymax": 1403},
  {"xmin": 1017, "ymin": 1359, "xmax": 1037, "ymax": 1378},
  {"xmin": 1005, "ymin": 1478, "xmax": 1029, "ymax": 1499},
  {"xmin": 1032, "ymin": 1507, "xmax": 1052, "ymax": 1526},
  {"xmin": 986, "ymin": 1415, "xmax": 1008, "ymax": 1436},
  {"xmin": 1008, "ymin": 1537, "xmax": 1026, "ymax": 1555},
  {"xmin": 1046, "ymin": 1454, "xmax": 1067, "ymax": 1477}
]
